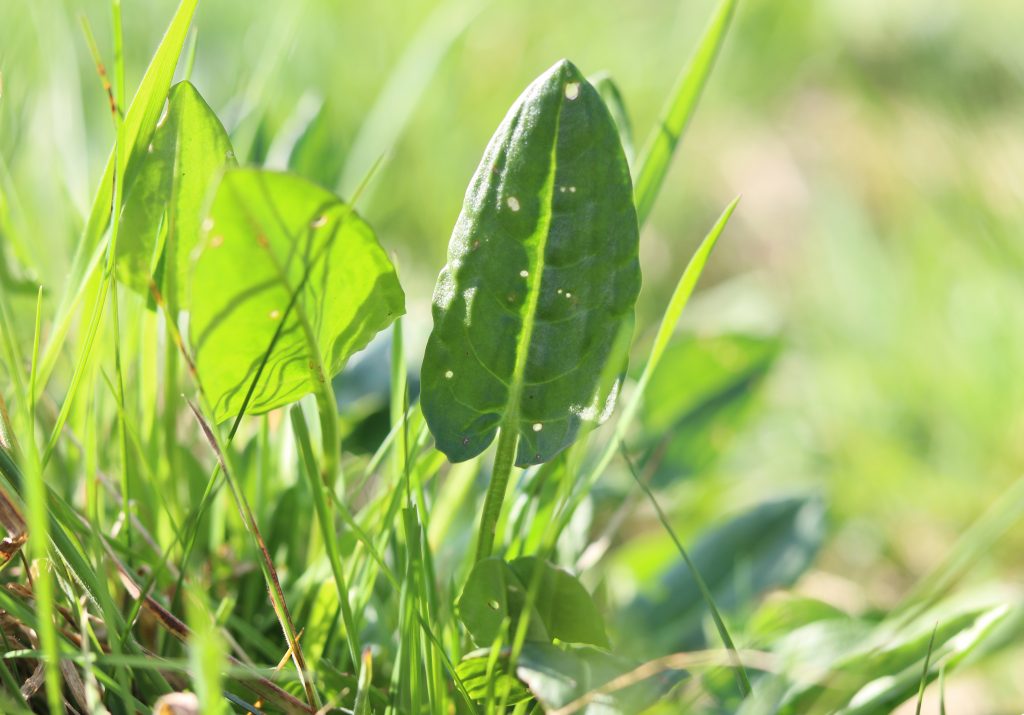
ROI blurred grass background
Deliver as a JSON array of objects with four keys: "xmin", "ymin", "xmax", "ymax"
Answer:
[{"xmin": 2, "ymin": 0, "xmax": 1023, "ymax": 708}]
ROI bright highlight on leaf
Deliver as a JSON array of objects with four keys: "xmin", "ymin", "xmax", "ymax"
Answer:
[
  {"xmin": 421, "ymin": 59, "xmax": 640, "ymax": 467},
  {"xmin": 189, "ymin": 169, "xmax": 405, "ymax": 422}
]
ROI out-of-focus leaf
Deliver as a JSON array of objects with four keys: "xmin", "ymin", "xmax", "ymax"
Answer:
[
  {"xmin": 618, "ymin": 497, "xmax": 826, "ymax": 654},
  {"xmin": 458, "ymin": 556, "xmax": 608, "ymax": 648},
  {"xmin": 456, "ymin": 648, "xmax": 531, "ymax": 704},
  {"xmin": 639, "ymin": 333, "xmax": 780, "ymax": 483},
  {"xmin": 744, "ymin": 595, "xmax": 848, "ymax": 644},
  {"xmin": 287, "ymin": 100, "xmax": 346, "ymax": 189},
  {"xmin": 516, "ymin": 643, "xmax": 682, "ymax": 714},
  {"xmin": 421, "ymin": 59, "xmax": 640, "ymax": 466},
  {"xmin": 189, "ymin": 169, "xmax": 405, "ymax": 422},
  {"xmin": 117, "ymin": 81, "xmax": 235, "ymax": 304},
  {"xmin": 775, "ymin": 600, "xmax": 1012, "ymax": 714}
]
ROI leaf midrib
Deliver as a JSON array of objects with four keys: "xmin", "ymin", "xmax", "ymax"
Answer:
[{"xmin": 500, "ymin": 87, "xmax": 566, "ymax": 443}]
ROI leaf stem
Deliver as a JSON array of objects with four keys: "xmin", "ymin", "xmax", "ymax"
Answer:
[{"xmin": 475, "ymin": 420, "xmax": 518, "ymax": 561}]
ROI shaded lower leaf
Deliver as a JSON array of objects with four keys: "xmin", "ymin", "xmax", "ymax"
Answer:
[
  {"xmin": 189, "ymin": 169, "xmax": 405, "ymax": 422},
  {"xmin": 517, "ymin": 643, "xmax": 683, "ymax": 714},
  {"xmin": 458, "ymin": 556, "xmax": 608, "ymax": 648},
  {"xmin": 639, "ymin": 333, "xmax": 780, "ymax": 484},
  {"xmin": 618, "ymin": 497, "xmax": 826, "ymax": 655}
]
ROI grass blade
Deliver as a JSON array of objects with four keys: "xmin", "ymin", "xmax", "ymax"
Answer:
[
  {"xmin": 290, "ymin": 405, "xmax": 361, "ymax": 669},
  {"xmin": 188, "ymin": 402, "xmax": 321, "ymax": 710},
  {"xmin": 36, "ymin": 0, "xmax": 199, "ymax": 399},
  {"xmin": 633, "ymin": 0, "xmax": 737, "ymax": 225},
  {"xmin": 914, "ymin": 624, "xmax": 938, "ymax": 715},
  {"xmin": 619, "ymin": 443, "xmax": 752, "ymax": 696},
  {"xmin": 558, "ymin": 197, "xmax": 740, "ymax": 532}
]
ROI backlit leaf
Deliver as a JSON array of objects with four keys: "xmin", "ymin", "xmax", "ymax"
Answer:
[
  {"xmin": 118, "ymin": 81, "xmax": 235, "ymax": 304},
  {"xmin": 189, "ymin": 169, "xmax": 404, "ymax": 422}
]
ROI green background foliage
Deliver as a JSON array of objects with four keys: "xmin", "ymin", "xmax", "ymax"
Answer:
[{"xmin": 2, "ymin": 0, "xmax": 1023, "ymax": 712}]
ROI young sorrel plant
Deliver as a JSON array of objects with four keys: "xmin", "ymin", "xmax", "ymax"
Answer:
[{"xmin": 0, "ymin": 0, "xmax": 1017, "ymax": 713}]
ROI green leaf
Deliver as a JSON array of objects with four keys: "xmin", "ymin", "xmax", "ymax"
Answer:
[
  {"xmin": 509, "ymin": 557, "xmax": 610, "ymax": 648},
  {"xmin": 638, "ymin": 333, "xmax": 780, "ymax": 483},
  {"xmin": 516, "ymin": 643, "xmax": 682, "ymax": 714},
  {"xmin": 634, "ymin": 0, "xmax": 736, "ymax": 225},
  {"xmin": 771, "ymin": 599, "xmax": 1013, "ymax": 713},
  {"xmin": 117, "ymin": 81, "xmax": 235, "ymax": 305},
  {"xmin": 457, "ymin": 643, "xmax": 680, "ymax": 713},
  {"xmin": 458, "ymin": 557, "xmax": 532, "ymax": 646},
  {"xmin": 458, "ymin": 556, "xmax": 608, "ymax": 648},
  {"xmin": 189, "ymin": 169, "xmax": 405, "ymax": 422},
  {"xmin": 618, "ymin": 497, "xmax": 826, "ymax": 655},
  {"xmin": 421, "ymin": 59, "xmax": 640, "ymax": 466},
  {"xmin": 456, "ymin": 649, "xmax": 532, "ymax": 704}
]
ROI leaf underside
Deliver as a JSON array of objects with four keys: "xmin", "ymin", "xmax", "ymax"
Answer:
[
  {"xmin": 421, "ymin": 59, "xmax": 640, "ymax": 466},
  {"xmin": 189, "ymin": 169, "xmax": 405, "ymax": 423}
]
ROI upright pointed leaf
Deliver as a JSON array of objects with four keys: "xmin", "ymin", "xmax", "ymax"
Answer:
[
  {"xmin": 118, "ymin": 81, "xmax": 235, "ymax": 304},
  {"xmin": 189, "ymin": 169, "xmax": 405, "ymax": 422},
  {"xmin": 421, "ymin": 59, "xmax": 640, "ymax": 466}
]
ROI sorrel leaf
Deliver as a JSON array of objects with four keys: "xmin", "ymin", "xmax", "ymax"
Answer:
[
  {"xmin": 421, "ymin": 59, "xmax": 640, "ymax": 466},
  {"xmin": 118, "ymin": 81, "xmax": 235, "ymax": 305},
  {"xmin": 189, "ymin": 169, "xmax": 404, "ymax": 422}
]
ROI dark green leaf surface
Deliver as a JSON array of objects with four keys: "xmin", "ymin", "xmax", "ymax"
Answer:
[
  {"xmin": 118, "ymin": 81, "xmax": 235, "ymax": 303},
  {"xmin": 189, "ymin": 169, "xmax": 405, "ymax": 422},
  {"xmin": 421, "ymin": 59, "xmax": 640, "ymax": 466}
]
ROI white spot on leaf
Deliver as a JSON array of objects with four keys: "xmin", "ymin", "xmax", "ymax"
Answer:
[
  {"xmin": 269, "ymin": 309, "xmax": 281, "ymax": 320},
  {"xmin": 565, "ymin": 82, "xmax": 580, "ymax": 100},
  {"xmin": 310, "ymin": 215, "xmax": 328, "ymax": 228},
  {"xmin": 507, "ymin": 196, "xmax": 520, "ymax": 212},
  {"xmin": 532, "ymin": 423, "xmax": 543, "ymax": 432},
  {"xmin": 519, "ymin": 270, "xmax": 529, "ymax": 278},
  {"xmin": 201, "ymin": 218, "xmax": 214, "ymax": 232},
  {"xmin": 445, "ymin": 370, "xmax": 454, "ymax": 379}
]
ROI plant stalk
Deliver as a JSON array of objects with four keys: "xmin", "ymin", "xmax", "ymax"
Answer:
[{"xmin": 474, "ymin": 421, "xmax": 518, "ymax": 561}]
